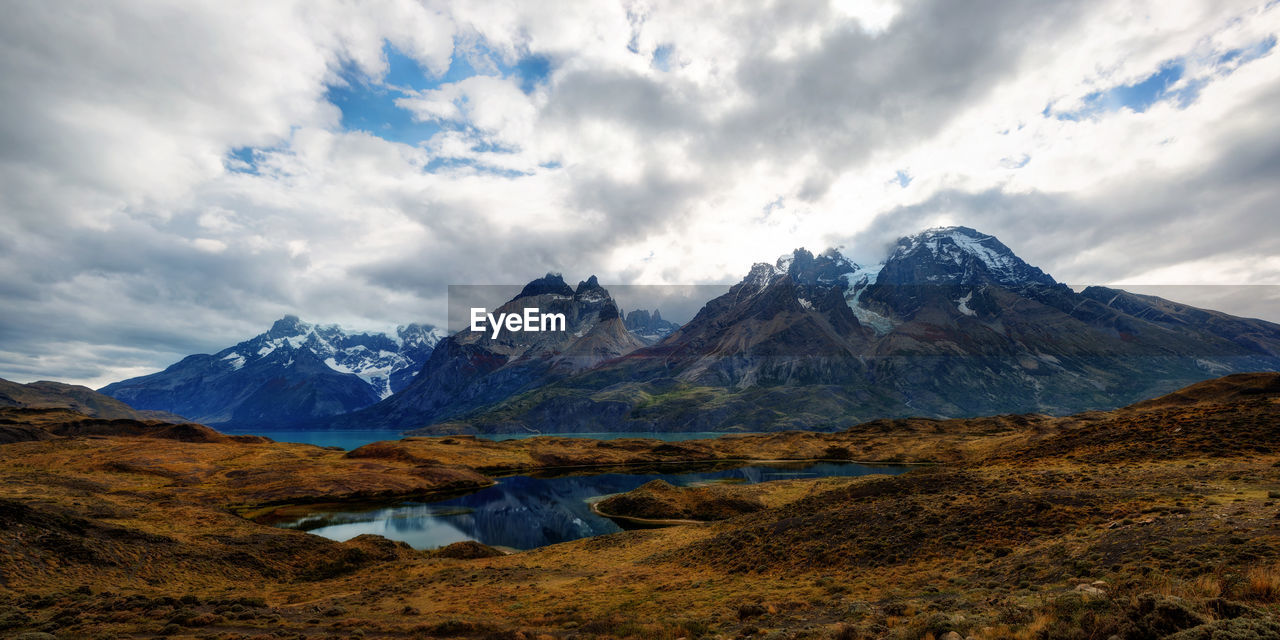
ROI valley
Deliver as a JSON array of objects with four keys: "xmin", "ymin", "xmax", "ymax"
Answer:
[{"xmin": 0, "ymin": 373, "xmax": 1277, "ymax": 638}]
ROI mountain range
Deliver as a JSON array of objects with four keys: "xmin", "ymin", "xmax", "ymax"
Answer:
[
  {"xmin": 95, "ymin": 226, "xmax": 1280, "ymax": 434},
  {"xmin": 404, "ymin": 226, "xmax": 1280, "ymax": 434},
  {"xmin": 99, "ymin": 316, "xmax": 444, "ymax": 428}
]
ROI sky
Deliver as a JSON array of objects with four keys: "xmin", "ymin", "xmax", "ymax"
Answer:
[{"xmin": 1, "ymin": 0, "xmax": 1279, "ymax": 387}]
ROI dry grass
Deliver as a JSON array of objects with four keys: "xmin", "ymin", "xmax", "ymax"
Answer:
[
  {"xmin": 0, "ymin": 374, "xmax": 1278, "ymax": 637},
  {"xmin": 1245, "ymin": 563, "xmax": 1280, "ymax": 602}
]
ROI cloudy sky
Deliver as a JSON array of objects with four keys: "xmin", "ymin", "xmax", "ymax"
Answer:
[{"xmin": 2, "ymin": 0, "xmax": 1279, "ymax": 387}]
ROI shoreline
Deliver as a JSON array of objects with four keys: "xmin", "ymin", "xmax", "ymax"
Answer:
[{"xmin": 240, "ymin": 457, "xmax": 923, "ymax": 524}]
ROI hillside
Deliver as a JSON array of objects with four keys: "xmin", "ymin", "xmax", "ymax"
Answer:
[
  {"xmin": 0, "ymin": 377, "xmax": 185, "ymax": 422},
  {"xmin": 0, "ymin": 373, "xmax": 1277, "ymax": 638}
]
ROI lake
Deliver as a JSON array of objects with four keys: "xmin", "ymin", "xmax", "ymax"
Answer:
[
  {"xmin": 270, "ymin": 461, "xmax": 909, "ymax": 550},
  {"xmin": 214, "ymin": 428, "xmax": 765, "ymax": 450}
]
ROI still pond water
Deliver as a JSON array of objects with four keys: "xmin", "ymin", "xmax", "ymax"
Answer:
[{"xmin": 271, "ymin": 462, "xmax": 909, "ymax": 550}]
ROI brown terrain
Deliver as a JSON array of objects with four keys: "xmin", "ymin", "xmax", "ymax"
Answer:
[
  {"xmin": 0, "ymin": 373, "xmax": 1278, "ymax": 639},
  {"xmin": 0, "ymin": 379, "xmax": 188, "ymax": 424}
]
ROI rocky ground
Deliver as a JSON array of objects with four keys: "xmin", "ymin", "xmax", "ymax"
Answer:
[{"xmin": 0, "ymin": 373, "xmax": 1278, "ymax": 639}]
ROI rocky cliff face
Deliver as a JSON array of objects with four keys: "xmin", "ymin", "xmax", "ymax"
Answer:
[
  {"xmin": 99, "ymin": 317, "xmax": 443, "ymax": 428},
  {"xmin": 411, "ymin": 227, "xmax": 1280, "ymax": 434},
  {"xmin": 624, "ymin": 309, "xmax": 680, "ymax": 342},
  {"xmin": 334, "ymin": 274, "xmax": 646, "ymax": 430}
]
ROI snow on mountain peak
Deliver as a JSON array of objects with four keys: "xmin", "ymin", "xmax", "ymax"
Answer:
[
  {"xmin": 743, "ymin": 262, "xmax": 784, "ymax": 291},
  {"xmin": 396, "ymin": 323, "xmax": 446, "ymax": 349},
  {"xmin": 217, "ymin": 317, "xmax": 442, "ymax": 399},
  {"xmin": 897, "ymin": 227, "xmax": 1013, "ymax": 265},
  {"xmin": 889, "ymin": 226, "xmax": 1054, "ymax": 287}
]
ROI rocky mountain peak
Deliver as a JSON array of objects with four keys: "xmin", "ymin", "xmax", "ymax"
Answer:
[
  {"xmin": 574, "ymin": 275, "xmax": 614, "ymax": 307},
  {"xmin": 397, "ymin": 323, "xmax": 445, "ymax": 349},
  {"xmin": 575, "ymin": 275, "xmax": 602, "ymax": 294},
  {"xmin": 741, "ymin": 262, "xmax": 784, "ymax": 294},
  {"xmin": 624, "ymin": 308, "xmax": 680, "ymax": 341},
  {"xmin": 777, "ymin": 247, "xmax": 860, "ymax": 287},
  {"xmin": 518, "ymin": 273, "xmax": 575, "ymax": 299},
  {"xmin": 267, "ymin": 315, "xmax": 309, "ymax": 338},
  {"xmin": 880, "ymin": 226, "xmax": 1056, "ymax": 288}
]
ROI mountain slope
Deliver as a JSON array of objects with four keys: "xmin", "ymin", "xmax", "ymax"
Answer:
[
  {"xmin": 333, "ymin": 274, "xmax": 646, "ymax": 430},
  {"xmin": 412, "ymin": 227, "xmax": 1280, "ymax": 434},
  {"xmin": 99, "ymin": 316, "xmax": 443, "ymax": 428},
  {"xmin": 0, "ymin": 377, "xmax": 185, "ymax": 422}
]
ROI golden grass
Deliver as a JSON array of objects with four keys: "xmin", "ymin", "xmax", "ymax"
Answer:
[
  {"xmin": 1245, "ymin": 563, "xmax": 1280, "ymax": 602},
  {"xmin": 1, "ymin": 380, "xmax": 1278, "ymax": 638}
]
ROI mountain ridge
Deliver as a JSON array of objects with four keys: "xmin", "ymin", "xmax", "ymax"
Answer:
[
  {"xmin": 407, "ymin": 226, "xmax": 1280, "ymax": 434},
  {"xmin": 99, "ymin": 317, "xmax": 443, "ymax": 428}
]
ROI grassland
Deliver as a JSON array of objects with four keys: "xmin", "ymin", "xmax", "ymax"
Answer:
[{"xmin": 0, "ymin": 374, "xmax": 1278, "ymax": 639}]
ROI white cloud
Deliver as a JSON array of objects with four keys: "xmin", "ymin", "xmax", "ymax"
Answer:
[{"xmin": 1, "ymin": 0, "xmax": 1278, "ymax": 386}]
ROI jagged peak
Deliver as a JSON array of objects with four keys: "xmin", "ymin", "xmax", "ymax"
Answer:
[
  {"xmin": 575, "ymin": 275, "xmax": 603, "ymax": 295},
  {"xmin": 773, "ymin": 247, "xmax": 859, "ymax": 276},
  {"xmin": 517, "ymin": 273, "xmax": 575, "ymax": 299},
  {"xmin": 743, "ymin": 262, "xmax": 784, "ymax": 288},
  {"xmin": 775, "ymin": 248, "xmax": 813, "ymax": 273},
  {"xmin": 267, "ymin": 315, "xmax": 310, "ymax": 338},
  {"xmin": 574, "ymin": 275, "xmax": 617, "ymax": 308}
]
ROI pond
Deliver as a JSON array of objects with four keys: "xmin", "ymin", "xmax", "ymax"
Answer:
[{"xmin": 270, "ymin": 461, "xmax": 910, "ymax": 550}]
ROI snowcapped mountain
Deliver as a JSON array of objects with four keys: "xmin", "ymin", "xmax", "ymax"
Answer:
[
  {"xmin": 227, "ymin": 316, "xmax": 444, "ymax": 399},
  {"xmin": 99, "ymin": 316, "xmax": 443, "ymax": 428},
  {"xmin": 876, "ymin": 226, "xmax": 1057, "ymax": 289},
  {"xmin": 406, "ymin": 227, "xmax": 1280, "ymax": 435}
]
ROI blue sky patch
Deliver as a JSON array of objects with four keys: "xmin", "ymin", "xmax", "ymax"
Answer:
[
  {"xmin": 651, "ymin": 44, "xmax": 675, "ymax": 72},
  {"xmin": 226, "ymin": 146, "xmax": 260, "ymax": 174},
  {"xmin": 512, "ymin": 54, "xmax": 552, "ymax": 93},
  {"xmin": 325, "ymin": 47, "xmax": 449, "ymax": 146},
  {"xmin": 1049, "ymin": 36, "xmax": 1275, "ymax": 122},
  {"xmin": 1054, "ymin": 61, "xmax": 1185, "ymax": 121},
  {"xmin": 326, "ymin": 79, "xmax": 446, "ymax": 145},
  {"xmin": 318, "ymin": 41, "xmax": 553, "ymax": 146},
  {"xmin": 223, "ymin": 40, "xmax": 553, "ymax": 168},
  {"xmin": 894, "ymin": 170, "xmax": 912, "ymax": 187},
  {"xmin": 1217, "ymin": 34, "xmax": 1277, "ymax": 66},
  {"xmin": 424, "ymin": 156, "xmax": 528, "ymax": 178}
]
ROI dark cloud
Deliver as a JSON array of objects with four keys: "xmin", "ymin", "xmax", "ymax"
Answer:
[
  {"xmin": 703, "ymin": 0, "xmax": 1087, "ymax": 192},
  {"xmin": 0, "ymin": 0, "xmax": 1276, "ymax": 385}
]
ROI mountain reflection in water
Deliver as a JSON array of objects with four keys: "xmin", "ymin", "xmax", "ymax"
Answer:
[{"xmin": 276, "ymin": 462, "xmax": 909, "ymax": 550}]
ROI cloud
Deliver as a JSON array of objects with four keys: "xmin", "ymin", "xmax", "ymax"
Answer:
[{"xmin": 0, "ymin": 0, "xmax": 1278, "ymax": 386}]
